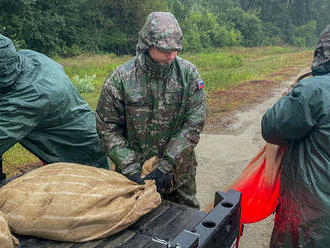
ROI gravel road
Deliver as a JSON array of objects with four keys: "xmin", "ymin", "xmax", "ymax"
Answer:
[{"xmin": 195, "ymin": 74, "xmax": 298, "ymax": 248}]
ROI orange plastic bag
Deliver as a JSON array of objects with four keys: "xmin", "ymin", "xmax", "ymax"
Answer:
[{"xmin": 227, "ymin": 143, "xmax": 286, "ymax": 224}]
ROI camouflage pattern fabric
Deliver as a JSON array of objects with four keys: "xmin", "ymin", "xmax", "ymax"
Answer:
[
  {"xmin": 162, "ymin": 166, "xmax": 199, "ymax": 208},
  {"xmin": 311, "ymin": 24, "xmax": 330, "ymax": 75},
  {"xmin": 96, "ymin": 12, "xmax": 206, "ymax": 208},
  {"xmin": 136, "ymin": 12, "xmax": 183, "ymax": 53}
]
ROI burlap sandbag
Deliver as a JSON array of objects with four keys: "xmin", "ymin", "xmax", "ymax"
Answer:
[
  {"xmin": 0, "ymin": 163, "xmax": 161, "ymax": 242},
  {"xmin": 0, "ymin": 211, "xmax": 19, "ymax": 248}
]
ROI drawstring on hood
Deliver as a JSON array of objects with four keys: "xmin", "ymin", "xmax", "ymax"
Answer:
[{"xmin": 0, "ymin": 34, "xmax": 26, "ymax": 89}]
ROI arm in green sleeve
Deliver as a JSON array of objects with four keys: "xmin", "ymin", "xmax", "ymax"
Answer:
[
  {"xmin": 262, "ymin": 81, "xmax": 320, "ymax": 145},
  {"xmin": 96, "ymin": 73, "xmax": 142, "ymax": 176},
  {"xmin": 0, "ymin": 92, "xmax": 43, "ymax": 155}
]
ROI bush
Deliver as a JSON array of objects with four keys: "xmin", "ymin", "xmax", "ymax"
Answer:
[
  {"xmin": 293, "ymin": 37, "xmax": 306, "ymax": 47},
  {"xmin": 261, "ymin": 22, "xmax": 285, "ymax": 46},
  {"xmin": 295, "ymin": 21, "xmax": 317, "ymax": 47},
  {"xmin": 182, "ymin": 10, "xmax": 242, "ymax": 51},
  {"xmin": 62, "ymin": 44, "xmax": 84, "ymax": 57},
  {"xmin": 183, "ymin": 27, "xmax": 203, "ymax": 51},
  {"xmin": 72, "ymin": 74, "xmax": 95, "ymax": 93},
  {"xmin": 226, "ymin": 7, "xmax": 264, "ymax": 47},
  {"xmin": 216, "ymin": 26, "xmax": 242, "ymax": 47}
]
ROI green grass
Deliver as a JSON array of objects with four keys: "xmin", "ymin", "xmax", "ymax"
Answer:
[
  {"xmin": 218, "ymin": 46, "xmax": 304, "ymax": 58},
  {"xmin": 3, "ymin": 46, "xmax": 313, "ymax": 176},
  {"xmin": 181, "ymin": 46, "xmax": 312, "ymax": 91},
  {"xmin": 56, "ymin": 53, "xmax": 130, "ymax": 109},
  {"xmin": 60, "ymin": 46, "xmax": 312, "ymax": 108}
]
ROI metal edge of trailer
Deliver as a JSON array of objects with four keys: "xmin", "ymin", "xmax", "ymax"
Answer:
[{"xmin": 167, "ymin": 189, "xmax": 242, "ymax": 248}]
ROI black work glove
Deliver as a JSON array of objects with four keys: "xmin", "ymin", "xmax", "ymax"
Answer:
[
  {"xmin": 144, "ymin": 168, "xmax": 173, "ymax": 193},
  {"xmin": 127, "ymin": 173, "xmax": 145, "ymax": 185}
]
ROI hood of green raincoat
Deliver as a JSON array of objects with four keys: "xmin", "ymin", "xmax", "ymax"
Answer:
[
  {"xmin": 0, "ymin": 34, "xmax": 26, "ymax": 89},
  {"xmin": 311, "ymin": 25, "xmax": 330, "ymax": 75},
  {"xmin": 136, "ymin": 12, "xmax": 183, "ymax": 56}
]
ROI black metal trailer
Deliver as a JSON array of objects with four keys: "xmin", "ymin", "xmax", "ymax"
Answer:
[{"xmin": 0, "ymin": 158, "xmax": 242, "ymax": 248}]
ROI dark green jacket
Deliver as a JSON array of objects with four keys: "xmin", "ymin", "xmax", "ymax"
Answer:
[
  {"xmin": 0, "ymin": 49, "xmax": 108, "ymax": 168},
  {"xmin": 96, "ymin": 52, "xmax": 206, "ymax": 189},
  {"xmin": 262, "ymin": 73, "xmax": 330, "ymax": 247}
]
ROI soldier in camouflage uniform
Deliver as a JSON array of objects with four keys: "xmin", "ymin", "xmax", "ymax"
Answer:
[{"xmin": 96, "ymin": 12, "xmax": 206, "ymax": 208}]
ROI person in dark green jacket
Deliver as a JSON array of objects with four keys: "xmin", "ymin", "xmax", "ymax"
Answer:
[
  {"xmin": 96, "ymin": 12, "xmax": 206, "ymax": 208},
  {"xmin": 0, "ymin": 33, "xmax": 108, "ymax": 170},
  {"xmin": 262, "ymin": 25, "xmax": 330, "ymax": 248}
]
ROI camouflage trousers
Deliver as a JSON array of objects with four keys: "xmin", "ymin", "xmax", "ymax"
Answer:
[{"xmin": 162, "ymin": 167, "xmax": 199, "ymax": 209}]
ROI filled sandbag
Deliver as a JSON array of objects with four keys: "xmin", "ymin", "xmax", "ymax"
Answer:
[
  {"xmin": 0, "ymin": 211, "xmax": 19, "ymax": 248},
  {"xmin": 0, "ymin": 163, "xmax": 161, "ymax": 242}
]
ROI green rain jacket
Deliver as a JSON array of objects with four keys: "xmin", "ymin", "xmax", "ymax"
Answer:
[
  {"xmin": 0, "ymin": 34, "xmax": 108, "ymax": 168},
  {"xmin": 96, "ymin": 12, "xmax": 206, "ymax": 189},
  {"xmin": 262, "ymin": 26, "xmax": 330, "ymax": 247}
]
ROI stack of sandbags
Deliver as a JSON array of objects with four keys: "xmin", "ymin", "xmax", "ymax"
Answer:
[{"xmin": 0, "ymin": 162, "xmax": 161, "ymax": 242}]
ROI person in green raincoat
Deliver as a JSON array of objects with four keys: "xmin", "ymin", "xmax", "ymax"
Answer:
[
  {"xmin": 96, "ymin": 12, "xmax": 206, "ymax": 208},
  {"xmin": 262, "ymin": 25, "xmax": 330, "ymax": 247},
  {"xmin": 0, "ymin": 33, "xmax": 108, "ymax": 169}
]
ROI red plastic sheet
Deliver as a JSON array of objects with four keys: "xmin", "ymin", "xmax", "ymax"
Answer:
[{"xmin": 229, "ymin": 143, "xmax": 286, "ymax": 224}]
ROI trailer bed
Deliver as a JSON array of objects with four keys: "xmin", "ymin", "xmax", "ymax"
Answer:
[{"xmin": 1, "ymin": 172, "xmax": 241, "ymax": 248}]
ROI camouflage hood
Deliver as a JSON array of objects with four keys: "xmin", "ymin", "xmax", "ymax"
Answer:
[
  {"xmin": 136, "ymin": 12, "xmax": 183, "ymax": 56},
  {"xmin": 0, "ymin": 34, "xmax": 26, "ymax": 89},
  {"xmin": 311, "ymin": 25, "xmax": 330, "ymax": 75}
]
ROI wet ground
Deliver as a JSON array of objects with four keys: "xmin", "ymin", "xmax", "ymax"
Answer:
[{"xmin": 194, "ymin": 73, "xmax": 301, "ymax": 248}]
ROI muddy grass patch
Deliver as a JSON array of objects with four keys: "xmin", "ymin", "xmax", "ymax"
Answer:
[
  {"xmin": 204, "ymin": 64, "xmax": 311, "ymax": 134},
  {"xmin": 204, "ymin": 80, "xmax": 279, "ymax": 133}
]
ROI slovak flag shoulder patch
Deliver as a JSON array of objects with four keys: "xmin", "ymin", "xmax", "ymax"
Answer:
[{"xmin": 197, "ymin": 80, "xmax": 204, "ymax": 89}]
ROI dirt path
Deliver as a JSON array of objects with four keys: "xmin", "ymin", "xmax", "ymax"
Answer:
[{"xmin": 195, "ymin": 70, "xmax": 307, "ymax": 248}]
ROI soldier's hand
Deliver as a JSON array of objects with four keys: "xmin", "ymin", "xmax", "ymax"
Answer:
[
  {"xmin": 144, "ymin": 168, "xmax": 172, "ymax": 193},
  {"xmin": 127, "ymin": 173, "xmax": 145, "ymax": 185}
]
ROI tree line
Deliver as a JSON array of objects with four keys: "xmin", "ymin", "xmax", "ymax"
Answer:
[{"xmin": 1, "ymin": 0, "xmax": 328, "ymax": 57}]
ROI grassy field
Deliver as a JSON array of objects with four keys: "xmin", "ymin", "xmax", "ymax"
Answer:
[{"xmin": 3, "ymin": 46, "xmax": 313, "ymax": 177}]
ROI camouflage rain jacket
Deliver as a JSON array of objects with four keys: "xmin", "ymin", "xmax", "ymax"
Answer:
[
  {"xmin": 262, "ymin": 25, "xmax": 330, "ymax": 248},
  {"xmin": 0, "ymin": 34, "xmax": 108, "ymax": 168},
  {"xmin": 96, "ymin": 12, "xmax": 206, "ymax": 189}
]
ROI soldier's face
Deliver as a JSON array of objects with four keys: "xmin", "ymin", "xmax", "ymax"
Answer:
[{"xmin": 148, "ymin": 47, "xmax": 178, "ymax": 65}]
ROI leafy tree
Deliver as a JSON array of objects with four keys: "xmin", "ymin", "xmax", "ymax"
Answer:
[
  {"xmin": 101, "ymin": 0, "xmax": 168, "ymax": 54},
  {"xmin": 225, "ymin": 7, "xmax": 263, "ymax": 47},
  {"xmin": 315, "ymin": 0, "xmax": 330, "ymax": 36},
  {"xmin": 2, "ymin": 0, "xmax": 330, "ymax": 55},
  {"xmin": 167, "ymin": 0, "xmax": 196, "ymax": 23},
  {"xmin": 294, "ymin": 21, "xmax": 317, "ymax": 47},
  {"xmin": 0, "ymin": 0, "xmax": 32, "ymax": 48},
  {"xmin": 289, "ymin": 0, "xmax": 317, "ymax": 27},
  {"xmin": 181, "ymin": 9, "xmax": 242, "ymax": 50},
  {"xmin": 262, "ymin": 22, "xmax": 284, "ymax": 46}
]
